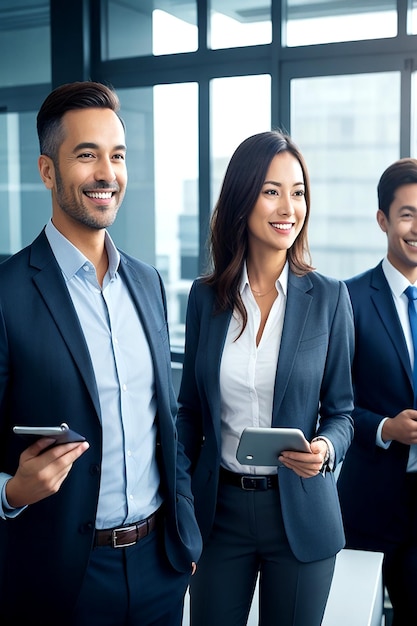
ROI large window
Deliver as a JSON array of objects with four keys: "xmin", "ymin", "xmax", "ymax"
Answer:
[
  {"xmin": 210, "ymin": 0, "xmax": 272, "ymax": 49},
  {"xmin": 408, "ymin": 0, "xmax": 417, "ymax": 33},
  {"xmin": 0, "ymin": 0, "xmax": 416, "ymax": 352},
  {"xmin": 115, "ymin": 76, "xmax": 270, "ymax": 351},
  {"xmin": 102, "ymin": 0, "xmax": 198, "ymax": 58},
  {"xmin": 291, "ymin": 72, "xmax": 400, "ymax": 279},
  {"xmin": 0, "ymin": 0, "xmax": 50, "ymax": 87},
  {"xmin": 0, "ymin": 110, "xmax": 49, "ymax": 254},
  {"xmin": 284, "ymin": 0, "xmax": 397, "ymax": 46},
  {"xmin": 210, "ymin": 75, "xmax": 271, "ymax": 205}
]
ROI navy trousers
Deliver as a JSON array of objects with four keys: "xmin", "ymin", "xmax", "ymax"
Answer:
[
  {"xmin": 345, "ymin": 472, "xmax": 417, "ymax": 626},
  {"xmin": 189, "ymin": 480, "xmax": 335, "ymax": 626},
  {"xmin": 72, "ymin": 525, "xmax": 191, "ymax": 626}
]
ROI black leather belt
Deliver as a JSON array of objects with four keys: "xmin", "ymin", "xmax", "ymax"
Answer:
[
  {"xmin": 220, "ymin": 467, "xmax": 278, "ymax": 490},
  {"xmin": 94, "ymin": 510, "xmax": 160, "ymax": 548}
]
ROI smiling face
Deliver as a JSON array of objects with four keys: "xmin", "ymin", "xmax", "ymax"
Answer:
[
  {"xmin": 247, "ymin": 151, "xmax": 307, "ymax": 258},
  {"xmin": 377, "ymin": 183, "xmax": 417, "ymax": 282},
  {"xmin": 38, "ymin": 107, "xmax": 127, "ymax": 238}
]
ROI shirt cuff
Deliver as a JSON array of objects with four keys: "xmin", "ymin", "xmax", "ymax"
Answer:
[
  {"xmin": 376, "ymin": 417, "xmax": 391, "ymax": 449},
  {"xmin": 312, "ymin": 436, "xmax": 334, "ymax": 474},
  {"xmin": 0, "ymin": 475, "xmax": 27, "ymax": 519}
]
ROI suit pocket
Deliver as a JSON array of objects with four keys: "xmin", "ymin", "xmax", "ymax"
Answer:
[{"xmin": 298, "ymin": 332, "xmax": 327, "ymax": 352}]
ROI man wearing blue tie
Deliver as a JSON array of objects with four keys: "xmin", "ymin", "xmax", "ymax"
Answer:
[{"xmin": 338, "ymin": 158, "xmax": 417, "ymax": 626}]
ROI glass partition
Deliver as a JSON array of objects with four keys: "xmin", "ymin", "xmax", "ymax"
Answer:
[
  {"xmin": 209, "ymin": 0, "xmax": 271, "ymax": 49},
  {"xmin": 210, "ymin": 75, "xmax": 271, "ymax": 204},
  {"xmin": 0, "ymin": 1, "xmax": 50, "ymax": 86},
  {"xmin": 291, "ymin": 72, "xmax": 400, "ymax": 279},
  {"xmin": 117, "ymin": 84, "xmax": 198, "ymax": 350},
  {"xmin": 284, "ymin": 0, "xmax": 396, "ymax": 47},
  {"xmin": 0, "ymin": 110, "xmax": 50, "ymax": 255},
  {"xmin": 409, "ymin": 0, "xmax": 417, "ymax": 34},
  {"xmin": 411, "ymin": 70, "xmax": 417, "ymax": 158},
  {"xmin": 102, "ymin": 0, "xmax": 197, "ymax": 58}
]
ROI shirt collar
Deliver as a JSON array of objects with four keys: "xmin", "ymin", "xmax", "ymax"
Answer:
[
  {"xmin": 382, "ymin": 256, "xmax": 416, "ymax": 297},
  {"xmin": 45, "ymin": 219, "xmax": 120, "ymax": 281},
  {"xmin": 240, "ymin": 260, "xmax": 289, "ymax": 296}
]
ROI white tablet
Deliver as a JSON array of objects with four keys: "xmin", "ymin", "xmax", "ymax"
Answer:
[{"xmin": 236, "ymin": 427, "xmax": 311, "ymax": 466}]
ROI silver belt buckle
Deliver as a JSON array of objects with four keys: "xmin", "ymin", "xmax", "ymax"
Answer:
[
  {"xmin": 112, "ymin": 525, "xmax": 136, "ymax": 548},
  {"xmin": 241, "ymin": 476, "xmax": 267, "ymax": 490}
]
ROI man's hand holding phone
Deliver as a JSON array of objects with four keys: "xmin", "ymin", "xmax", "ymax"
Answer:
[{"xmin": 7, "ymin": 425, "xmax": 89, "ymax": 508}]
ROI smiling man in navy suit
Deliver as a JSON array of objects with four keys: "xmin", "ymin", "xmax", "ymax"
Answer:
[
  {"xmin": 0, "ymin": 81, "xmax": 201, "ymax": 626},
  {"xmin": 338, "ymin": 157, "xmax": 417, "ymax": 626}
]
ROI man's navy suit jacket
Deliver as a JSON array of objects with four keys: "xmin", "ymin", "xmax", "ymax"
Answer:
[
  {"xmin": 338, "ymin": 261, "xmax": 414, "ymax": 549},
  {"xmin": 0, "ymin": 229, "xmax": 202, "ymax": 622},
  {"xmin": 177, "ymin": 270, "xmax": 354, "ymax": 563}
]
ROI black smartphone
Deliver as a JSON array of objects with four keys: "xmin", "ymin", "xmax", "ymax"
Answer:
[{"xmin": 13, "ymin": 422, "xmax": 85, "ymax": 444}]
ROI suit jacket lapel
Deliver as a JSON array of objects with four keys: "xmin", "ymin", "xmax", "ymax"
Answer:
[
  {"xmin": 30, "ymin": 232, "xmax": 101, "ymax": 417},
  {"xmin": 117, "ymin": 255, "xmax": 164, "ymax": 366},
  {"xmin": 206, "ymin": 307, "xmax": 232, "ymax": 449},
  {"xmin": 272, "ymin": 272, "xmax": 313, "ymax": 424},
  {"xmin": 370, "ymin": 263, "xmax": 412, "ymax": 383}
]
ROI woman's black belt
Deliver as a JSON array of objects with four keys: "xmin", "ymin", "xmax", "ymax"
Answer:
[{"xmin": 220, "ymin": 466, "xmax": 278, "ymax": 490}]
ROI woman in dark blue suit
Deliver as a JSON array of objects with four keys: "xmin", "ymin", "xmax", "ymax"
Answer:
[{"xmin": 177, "ymin": 130, "xmax": 354, "ymax": 626}]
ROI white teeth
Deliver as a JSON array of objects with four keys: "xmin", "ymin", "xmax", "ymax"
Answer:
[
  {"xmin": 86, "ymin": 192, "xmax": 113, "ymax": 199},
  {"xmin": 271, "ymin": 223, "xmax": 292, "ymax": 230}
]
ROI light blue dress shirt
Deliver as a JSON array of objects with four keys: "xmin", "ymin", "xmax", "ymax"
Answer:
[{"xmin": 1, "ymin": 220, "xmax": 162, "ymax": 526}]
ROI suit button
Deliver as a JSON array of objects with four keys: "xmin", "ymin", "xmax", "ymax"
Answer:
[
  {"xmin": 79, "ymin": 521, "xmax": 94, "ymax": 534},
  {"xmin": 89, "ymin": 464, "xmax": 100, "ymax": 475}
]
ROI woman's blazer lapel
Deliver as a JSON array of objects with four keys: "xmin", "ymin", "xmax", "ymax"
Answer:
[
  {"xmin": 272, "ymin": 272, "xmax": 313, "ymax": 424},
  {"xmin": 204, "ymin": 306, "xmax": 233, "ymax": 451},
  {"xmin": 199, "ymin": 273, "xmax": 315, "ymax": 431}
]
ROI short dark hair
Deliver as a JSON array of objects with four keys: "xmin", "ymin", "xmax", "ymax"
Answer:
[
  {"xmin": 377, "ymin": 157, "xmax": 417, "ymax": 217},
  {"xmin": 36, "ymin": 81, "xmax": 122, "ymax": 160},
  {"xmin": 205, "ymin": 129, "xmax": 313, "ymax": 331}
]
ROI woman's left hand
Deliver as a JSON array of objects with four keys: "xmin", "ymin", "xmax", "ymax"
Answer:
[{"xmin": 278, "ymin": 439, "xmax": 328, "ymax": 477}]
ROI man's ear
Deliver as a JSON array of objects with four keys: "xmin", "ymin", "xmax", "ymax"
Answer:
[
  {"xmin": 376, "ymin": 208, "xmax": 388, "ymax": 233},
  {"xmin": 38, "ymin": 155, "xmax": 55, "ymax": 190}
]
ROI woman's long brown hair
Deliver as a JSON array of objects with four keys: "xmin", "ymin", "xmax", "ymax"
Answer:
[{"xmin": 203, "ymin": 130, "xmax": 313, "ymax": 333}]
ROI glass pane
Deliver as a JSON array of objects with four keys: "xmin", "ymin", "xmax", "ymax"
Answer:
[
  {"xmin": 0, "ymin": 1, "xmax": 50, "ymax": 86},
  {"xmin": 0, "ymin": 110, "xmax": 50, "ymax": 254},
  {"xmin": 210, "ymin": 0, "xmax": 271, "ymax": 49},
  {"xmin": 411, "ymin": 71, "xmax": 417, "ymax": 154},
  {"xmin": 211, "ymin": 75, "xmax": 271, "ymax": 203},
  {"xmin": 284, "ymin": 0, "xmax": 396, "ymax": 47},
  {"xmin": 290, "ymin": 72, "xmax": 400, "ymax": 279},
  {"xmin": 117, "ymin": 84, "xmax": 198, "ymax": 350},
  {"xmin": 103, "ymin": 0, "xmax": 197, "ymax": 59},
  {"xmin": 154, "ymin": 83, "xmax": 198, "ymax": 348},
  {"xmin": 408, "ymin": 0, "xmax": 417, "ymax": 34}
]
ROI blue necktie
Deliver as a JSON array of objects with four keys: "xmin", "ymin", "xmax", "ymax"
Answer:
[{"xmin": 405, "ymin": 285, "xmax": 417, "ymax": 408}]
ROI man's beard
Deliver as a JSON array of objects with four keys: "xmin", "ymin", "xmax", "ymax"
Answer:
[{"xmin": 54, "ymin": 167, "xmax": 121, "ymax": 230}]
